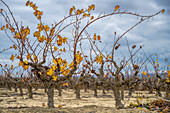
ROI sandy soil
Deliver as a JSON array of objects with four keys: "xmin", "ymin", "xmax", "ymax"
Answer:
[{"xmin": 0, "ymin": 88, "xmax": 166, "ymax": 113}]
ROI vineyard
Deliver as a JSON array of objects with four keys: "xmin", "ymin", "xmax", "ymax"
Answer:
[{"xmin": 0, "ymin": 0, "xmax": 169, "ymax": 113}]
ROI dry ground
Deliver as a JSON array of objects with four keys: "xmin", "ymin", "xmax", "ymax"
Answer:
[{"xmin": 0, "ymin": 88, "xmax": 167, "ymax": 113}]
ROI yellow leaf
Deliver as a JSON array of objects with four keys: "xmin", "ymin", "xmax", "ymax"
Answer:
[
  {"xmin": 38, "ymin": 11, "xmax": 43, "ymax": 16},
  {"xmin": 5, "ymin": 72, "xmax": 7, "ymax": 77},
  {"xmin": 62, "ymin": 37, "xmax": 68, "ymax": 44},
  {"xmin": 94, "ymin": 33, "xmax": 96, "ymax": 40},
  {"xmin": 19, "ymin": 61, "xmax": 23, "ymax": 66},
  {"xmin": 127, "ymin": 63, "xmax": 129, "ymax": 65},
  {"xmin": 69, "ymin": 62, "xmax": 74, "ymax": 69},
  {"xmin": 60, "ymin": 66, "xmax": 65, "ymax": 73},
  {"xmin": 63, "ymin": 60, "xmax": 68, "ymax": 67},
  {"xmin": 72, "ymin": 6, "xmax": 75, "ymax": 10},
  {"xmin": 95, "ymin": 56, "xmax": 98, "ymax": 62},
  {"xmin": 66, "ymin": 69, "xmax": 70, "ymax": 74},
  {"xmin": 27, "ymin": 53, "xmax": 31, "ymax": 60},
  {"xmin": 24, "ymin": 27, "xmax": 30, "ymax": 35},
  {"xmin": 59, "ymin": 49, "xmax": 62, "ymax": 52},
  {"xmin": 77, "ymin": 9, "xmax": 81, "ymax": 15},
  {"xmin": 50, "ymin": 28, "xmax": 55, "ymax": 36},
  {"xmin": 44, "ymin": 25, "xmax": 49, "ymax": 32},
  {"xmin": 37, "ymin": 15, "xmax": 41, "ymax": 19},
  {"xmin": 23, "ymin": 65, "xmax": 29, "ymax": 70},
  {"xmin": 34, "ymin": 31, "xmax": 40, "ymax": 37},
  {"xmin": 30, "ymin": 2, "xmax": 34, "ymax": 7},
  {"xmin": 24, "ymin": 60, "xmax": 28, "ymax": 64},
  {"xmin": 57, "ymin": 57, "xmax": 62, "ymax": 65},
  {"xmin": 98, "ymin": 53, "xmax": 103, "ymax": 64},
  {"xmin": 70, "ymin": 8, "xmax": 73, "ymax": 15},
  {"xmin": 25, "ymin": 1, "xmax": 30, "ymax": 6},
  {"xmin": 9, "ymin": 27, "xmax": 15, "ymax": 32},
  {"xmin": 6, "ymin": 24, "xmax": 9, "ymax": 29},
  {"xmin": 54, "ymin": 46, "xmax": 58, "ymax": 51},
  {"xmin": 58, "ymin": 104, "xmax": 62, "ymax": 108},
  {"xmin": 88, "ymin": 6, "xmax": 92, "ymax": 12},
  {"xmin": 38, "ymin": 36, "xmax": 45, "ymax": 42},
  {"xmin": 90, "ymin": 16, "xmax": 94, "ymax": 20},
  {"xmin": 57, "ymin": 40, "xmax": 62, "ymax": 46},
  {"xmin": 42, "ymin": 35, "xmax": 46, "ymax": 40},
  {"xmin": 115, "ymin": 5, "xmax": 120, "ymax": 12},
  {"xmin": 1, "ymin": 26, "xmax": 5, "ymax": 30},
  {"xmin": 53, "ymin": 59, "xmax": 58, "ymax": 65},
  {"xmin": 0, "ymin": 9, "xmax": 3, "ymax": 13},
  {"xmin": 33, "ymin": 54, "xmax": 37, "ymax": 62},
  {"xmin": 52, "ymin": 75, "xmax": 57, "ymax": 81},
  {"xmin": 87, "ymin": 14, "xmax": 90, "ymax": 17},
  {"xmin": 42, "ymin": 103, "xmax": 46, "ymax": 107},
  {"xmin": 10, "ymin": 54, "xmax": 15, "ymax": 62},
  {"xmin": 34, "ymin": 11, "xmax": 38, "ymax": 16},
  {"xmin": 80, "ymin": 9, "xmax": 84, "ymax": 13},
  {"xmin": 32, "ymin": 4, "xmax": 36, "ymax": 9},
  {"xmin": 63, "ymin": 48, "xmax": 66, "ymax": 52},
  {"xmin": 83, "ymin": 13, "xmax": 87, "ymax": 17},
  {"xmin": 14, "ymin": 33, "xmax": 20, "ymax": 39},
  {"xmin": 57, "ymin": 35, "xmax": 62, "ymax": 39},
  {"xmin": 11, "ymin": 65, "xmax": 13, "ymax": 70},
  {"xmin": 16, "ymin": 56, "xmax": 21, "ymax": 59},
  {"xmin": 63, "ymin": 83, "xmax": 68, "ymax": 86},
  {"xmin": 168, "ymin": 70, "xmax": 170, "ymax": 75},
  {"xmin": 57, "ymin": 35, "xmax": 62, "ymax": 46},
  {"xmin": 47, "ymin": 69, "xmax": 55, "ymax": 76},
  {"xmin": 142, "ymin": 71, "xmax": 146, "ymax": 75},
  {"xmin": 91, "ymin": 4, "xmax": 95, "ymax": 10},
  {"xmin": 51, "ymin": 65, "xmax": 57, "ymax": 71},
  {"xmin": 161, "ymin": 9, "xmax": 165, "ymax": 13},
  {"xmin": 97, "ymin": 35, "xmax": 101, "ymax": 40},
  {"xmin": 33, "ymin": 6, "xmax": 38, "ymax": 10},
  {"xmin": 13, "ymin": 45, "xmax": 17, "ymax": 50},
  {"xmin": 46, "ymin": 38, "xmax": 52, "ymax": 43}
]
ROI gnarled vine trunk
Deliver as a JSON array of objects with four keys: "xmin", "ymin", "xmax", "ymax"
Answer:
[
  {"xmin": 76, "ymin": 86, "xmax": 81, "ymax": 99},
  {"xmin": 19, "ymin": 83, "xmax": 23, "ymax": 96},
  {"xmin": 102, "ymin": 86, "xmax": 106, "ymax": 95},
  {"xmin": 156, "ymin": 88, "xmax": 162, "ymax": 97},
  {"xmin": 58, "ymin": 85, "xmax": 62, "ymax": 96},
  {"xmin": 47, "ymin": 83, "xmax": 54, "ymax": 108},
  {"xmin": 112, "ymin": 74, "xmax": 124, "ymax": 109},
  {"xmin": 112, "ymin": 87, "xmax": 124, "ymax": 109},
  {"xmin": 44, "ymin": 83, "xmax": 47, "ymax": 93},
  {"xmin": 14, "ymin": 83, "xmax": 17, "ymax": 92},
  {"xmin": 94, "ymin": 84, "xmax": 98, "ymax": 97},
  {"xmin": 148, "ymin": 86, "xmax": 153, "ymax": 94},
  {"xmin": 7, "ymin": 81, "xmax": 12, "ymax": 91},
  {"xmin": 128, "ymin": 87, "xmax": 133, "ymax": 96},
  {"xmin": 84, "ymin": 83, "xmax": 87, "ymax": 92},
  {"xmin": 27, "ymin": 84, "xmax": 33, "ymax": 99},
  {"xmin": 166, "ymin": 83, "xmax": 170, "ymax": 100},
  {"xmin": 121, "ymin": 86, "xmax": 124, "ymax": 100}
]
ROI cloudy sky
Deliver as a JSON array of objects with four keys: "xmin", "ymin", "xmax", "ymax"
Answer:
[{"xmin": 0, "ymin": 0, "xmax": 170, "ymax": 70}]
